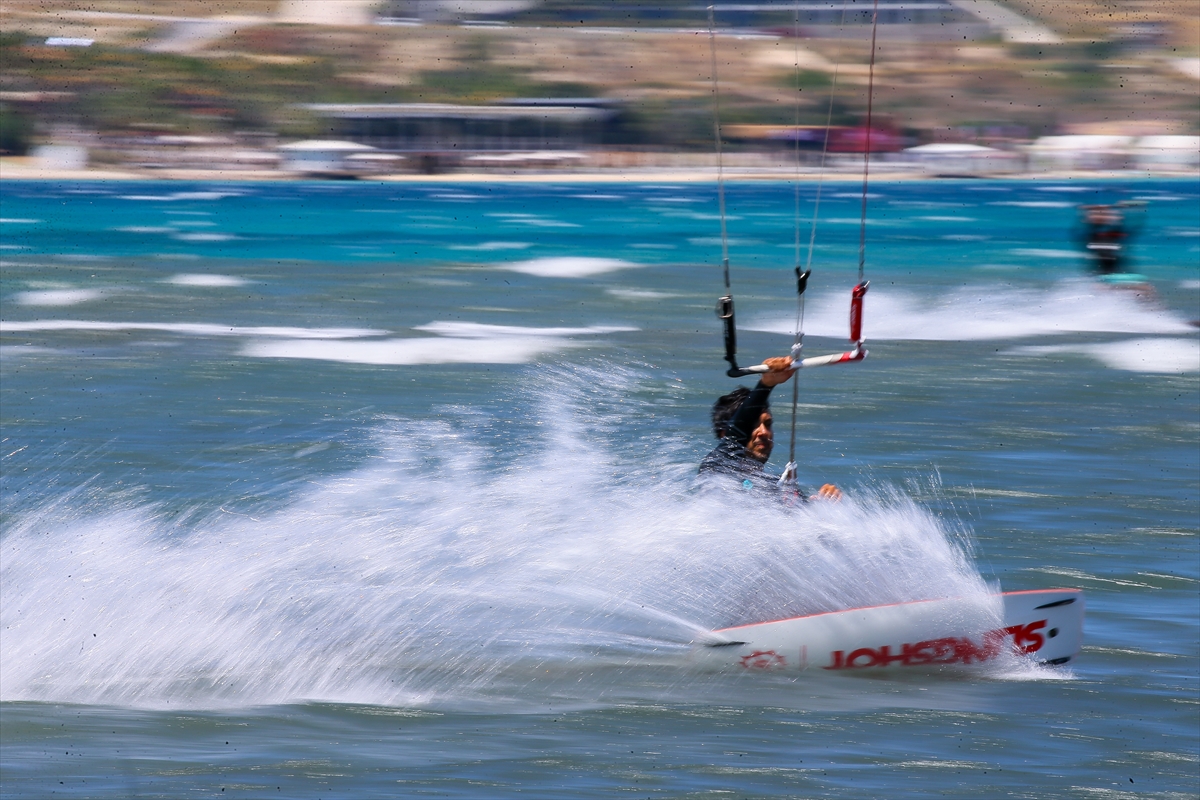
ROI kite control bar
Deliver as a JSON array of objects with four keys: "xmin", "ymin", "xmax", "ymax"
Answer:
[
  {"xmin": 718, "ymin": 277, "xmax": 868, "ymax": 377},
  {"xmin": 734, "ymin": 343, "xmax": 866, "ymax": 373}
]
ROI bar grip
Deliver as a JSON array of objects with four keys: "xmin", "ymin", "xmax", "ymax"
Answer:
[{"xmin": 849, "ymin": 281, "xmax": 869, "ymax": 343}]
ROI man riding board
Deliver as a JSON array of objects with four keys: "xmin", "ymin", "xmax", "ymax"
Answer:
[{"xmin": 699, "ymin": 356, "xmax": 841, "ymax": 501}]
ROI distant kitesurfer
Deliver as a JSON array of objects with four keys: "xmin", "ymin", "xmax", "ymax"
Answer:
[
  {"xmin": 1078, "ymin": 203, "xmax": 1134, "ymax": 276},
  {"xmin": 699, "ymin": 356, "xmax": 841, "ymax": 501}
]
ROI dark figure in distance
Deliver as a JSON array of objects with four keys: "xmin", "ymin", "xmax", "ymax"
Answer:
[{"xmin": 1079, "ymin": 204, "xmax": 1131, "ymax": 275}]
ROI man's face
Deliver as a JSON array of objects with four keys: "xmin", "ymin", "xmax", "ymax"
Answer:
[{"xmin": 745, "ymin": 410, "xmax": 773, "ymax": 462}]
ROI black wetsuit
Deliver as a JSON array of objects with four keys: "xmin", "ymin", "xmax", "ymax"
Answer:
[
  {"xmin": 1082, "ymin": 221, "xmax": 1126, "ymax": 275},
  {"xmin": 698, "ymin": 381, "xmax": 802, "ymax": 498}
]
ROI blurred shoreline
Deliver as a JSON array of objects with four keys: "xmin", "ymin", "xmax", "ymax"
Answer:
[{"xmin": 3, "ymin": 157, "xmax": 1194, "ymax": 183}]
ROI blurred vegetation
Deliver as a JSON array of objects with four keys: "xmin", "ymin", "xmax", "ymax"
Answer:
[
  {"xmin": 1, "ymin": 33, "xmax": 335, "ymax": 135},
  {"xmin": 404, "ymin": 35, "xmax": 594, "ymax": 103},
  {"xmin": 769, "ymin": 69, "xmax": 835, "ymax": 93},
  {"xmin": 0, "ymin": 29, "xmax": 603, "ymax": 141},
  {"xmin": 0, "ymin": 106, "xmax": 34, "ymax": 154},
  {"xmin": 0, "ymin": 5, "xmax": 1194, "ymax": 153}
]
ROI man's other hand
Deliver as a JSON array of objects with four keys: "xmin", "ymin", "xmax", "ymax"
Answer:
[{"xmin": 816, "ymin": 484, "xmax": 842, "ymax": 501}]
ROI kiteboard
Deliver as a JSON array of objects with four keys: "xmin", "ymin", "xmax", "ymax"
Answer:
[
  {"xmin": 1096, "ymin": 272, "xmax": 1155, "ymax": 297},
  {"xmin": 697, "ymin": 588, "xmax": 1083, "ymax": 673},
  {"xmin": 1097, "ymin": 272, "xmax": 1150, "ymax": 287}
]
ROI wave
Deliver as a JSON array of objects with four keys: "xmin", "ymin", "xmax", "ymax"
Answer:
[
  {"xmin": 244, "ymin": 322, "xmax": 635, "ymax": 365},
  {"xmin": 13, "ymin": 289, "xmax": 103, "ymax": 306},
  {"xmin": 1010, "ymin": 338, "xmax": 1200, "ymax": 374},
  {"xmin": 500, "ymin": 257, "xmax": 640, "ymax": 278},
  {"xmin": 990, "ymin": 201, "xmax": 1074, "ymax": 208},
  {"xmin": 165, "ymin": 274, "xmax": 248, "ymax": 287},
  {"xmin": 744, "ymin": 280, "xmax": 1196, "ymax": 342},
  {"xmin": 0, "ymin": 320, "xmax": 383, "ymax": 339},
  {"xmin": 171, "ymin": 232, "xmax": 238, "ymax": 243},
  {"xmin": 117, "ymin": 191, "xmax": 244, "ymax": 202},
  {"xmin": 0, "ymin": 371, "xmax": 997, "ymax": 709}
]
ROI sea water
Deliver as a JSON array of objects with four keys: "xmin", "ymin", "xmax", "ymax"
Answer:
[{"xmin": 1, "ymin": 178, "xmax": 1196, "ymax": 798}]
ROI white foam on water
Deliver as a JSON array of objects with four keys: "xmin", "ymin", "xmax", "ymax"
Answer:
[
  {"xmin": 823, "ymin": 218, "xmax": 898, "ymax": 226},
  {"xmin": 655, "ymin": 210, "xmax": 727, "ymax": 221},
  {"xmin": 244, "ymin": 323, "xmax": 635, "ymax": 365},
  {"xmin": 486, "ymin": 213, "xmax": 580, "ymax": 229},
  {"xmin": 687, "ymin": 237, "xmax": 759, "ymax": 247},
  {"xmin": 0, "ymin": 344, "xmax": 57, "ymax": 358},
  {"xmin": 1180, "ymin": 280, "xmax": 1200, "ymax": 290},
  {"xmin": 1010, "ymin": 248, "xmax": 1083, "ymax": 260},
  {"xmin": 414, "ymin": 321, "xmax": 634, "ymax": 338},
  {"xmin": 500, "ymin": 257, "xmax": 640, "ymax": 278},
  {"xmin": 647, "ymin": 194, "xmax": 701, "ymax": 202},
  {"xmin": 13, "ymin": 289, "xmax": 103, "ymax": 306},
  {"xmin": 0, "ymin": 218, "xmax": 40, "ymax": 224},
  {"xmin": 0, "ymin": 372, "xmax": 1001, "ymax": 709},
  {"xmin": 990, "ymin": 201, "xmax": 1074, "ymax": 208},
  {"xmin": 172, "ymin": 191, "xmax": 242, "ymax": 201},
  {"xmin": 118, "ymin": 191, "xmax": 242, "ymax": 202},
  {"xmin": 449, "ymin": 241, "xmax": 532, "ymax": 252},
  {"xmin": 516, "ymin": 219, "xmax": 581, "ymax": 228},
  {"xmin": 920, "ymin": 216, "xmax": 978, "ymax": 222},
  {"xmin": 115, "ymin": 226, "xmax": 175, "ymax": 234},
  {"xmin": 0, "ymin": 320, "xmax": 383, "ymax": 339},
  {"xmin": 172, "ymin": 232, "xmax": 238, "ymax": 242},
  {"xmin": 1134, "ymin": 193, "xmax": 1188, "ymax": 202},
  {"xmin": 744, "ymin": 280, "xmax": 1196, "ymax": 341},
  {"xmin": 245, "ymin": 336, "xmax": 579, "ymax": 365},
  {"xmin": 1010, "ymin": 338, "xmax": 1200, "ymax": 373},
  {"xmin": 164, "ymin": 274, "xmax": 248, "ymax": 288},
  {"xmin": 607, "ymin": 288, "xmax": 680, "ymax": 301}
]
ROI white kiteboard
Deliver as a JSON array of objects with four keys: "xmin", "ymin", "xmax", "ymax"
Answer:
[{"xmin": 697, "ymin": 588, "xmax": 1083, "ymax": 673}]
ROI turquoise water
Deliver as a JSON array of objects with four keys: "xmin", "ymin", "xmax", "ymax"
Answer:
[{"xmin": 1, "ymin": 178, "xmax": 1197, "ymax": 798}]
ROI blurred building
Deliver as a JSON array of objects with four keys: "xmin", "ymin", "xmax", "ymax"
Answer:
[
  {"xmin": 1024, "ymin": 135, "xmax": 1200, "ymax": 173},
  {"xmin": 380, "ymin": 1, "xmax": 537, "ymax": 24},
  {"xmin": 278, "ymin": 140, "xmax": 403, "ymax": 177},
  {"xmin": 1131, "ymin": 136, "xmax": 1200, "ymax": 172},
  {"xmin": 302, "ymin": 99, "xmax": 621, "ymax": 170},
  {"xmin": 724, "ymin": 124, "xmax": 907, "ymax": 153},
  {"xmin": 902, "ymin": 142, "xmax": 1019, "ymax": 176},
  {"xmin": 379, "ymin": 0, "xmax": 1016, "ymax": 41}
]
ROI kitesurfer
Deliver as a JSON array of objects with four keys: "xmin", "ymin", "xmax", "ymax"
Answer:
[
  {"xmin": 699, "ymin": 356, "xmax": 841, "ymax": 501},
  {"xmin": 1078, "ymin": 204, "xmax": 1130, "ymax": 275}
]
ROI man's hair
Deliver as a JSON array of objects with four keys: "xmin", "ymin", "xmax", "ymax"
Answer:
[{"xmin": 711, "ymin": 386, "xmax": 754, "ymax": 439}]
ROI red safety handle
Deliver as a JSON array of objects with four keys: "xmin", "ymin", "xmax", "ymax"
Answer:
[{"xmin": 849, "ymin": 281, "xmax": 869, "ymax": 343}]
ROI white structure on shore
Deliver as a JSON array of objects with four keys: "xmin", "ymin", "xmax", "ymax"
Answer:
[
  {"xmin": 1025, "ymin": 135, "xmax": 1200, "ymax": 172},
  {"xmin": 278, "ymin": 140, "xmax": 401, "ymax": 177},
  {"xmin": 902, "ymin": 143, "xmax": 1017, "ymax": 176}
]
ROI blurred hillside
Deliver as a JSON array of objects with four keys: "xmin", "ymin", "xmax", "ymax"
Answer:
[{"xmin": 1, "ymin": 1, "xmax": 1196, "ymax": 173}]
